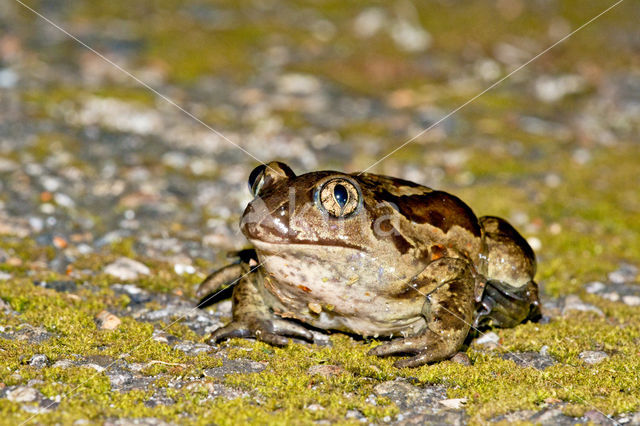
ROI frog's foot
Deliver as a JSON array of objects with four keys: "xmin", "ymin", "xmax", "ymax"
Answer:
[
  {"xmin": 369, "ymin": 330, "xmax": 459, "ymax": 368},
  {"xmin": 208, "ymin": 317, "xmax": 314, "ymax": 347},
  {"xmin": 474, "ymin": 280, "xmax": 540, "ymax": 329}
]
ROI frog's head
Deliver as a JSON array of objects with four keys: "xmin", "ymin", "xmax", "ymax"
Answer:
[
  {"xmin": 240, "ymin": 161, "xmax": 373, "ymax": 250},
  {"xmin": 239, "ymin": 161, "xmax": 428, "ymax": 292}
]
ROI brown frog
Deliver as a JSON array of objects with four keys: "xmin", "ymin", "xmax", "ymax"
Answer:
[{"xmin": 198, "ymin": 161, "xmax": 540, "ymax": 367}]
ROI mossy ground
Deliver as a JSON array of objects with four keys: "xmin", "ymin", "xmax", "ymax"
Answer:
[{"xmin": 2, "ymin": 0, "xmax": 640, "ymax": 424}]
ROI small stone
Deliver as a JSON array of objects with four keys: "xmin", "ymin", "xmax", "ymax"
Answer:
[
  {"xmin": 307, "ymin": 364, "xmax": 345, "ymax": 378},
  {"xmin": 104, "ymin": 257, "xmax": 150, "ymax": 281},
  {"xmin": 501, "ymin": 351, "xmax": 556, "ymax": 370},
  {"xmin": 527, "ymin": 237, "xmax": 542, "ymax": 251},
  {"xmin": 111, "ymin": 283, "xmax": 151, "ymax": 304},
  {"xmin": 0, "ymin": 271, "xmax": 11, "ymax": 281},
  {"xmin": 202, "ymin": 383, "xmax": 243, "ymax": 400},
  {"xmin": 585, "ymin": 281, "xmax": 606, "ymax": 293},
  {"xmin": 579, "ymin": 351, "xmax": 609, "ymax": 365},
  {"xmin": 450, "ymin": 352, "xmax": 471, "ymax": 366},
  {"xmin": 6, "ymin": 386, "xmax": 40, "ymax": 403},
  {"xmin": 353, "ymin": 8, "xmax": 386, "ymax": 38},
  {"xmin": 0, "ymin": 68, "xmax": 18, "ymax": 89},
  {"xmin": 475, "ymin": 331, "xmax": 500, "ymax": 349},
  {"xmin": 622, "ymin": 295, "xmax": 640, "ymax": 307},
  {"xmin": 277, "ymin": 73, "xmax": 320, "ymax": 96},
  {"xmin": 345, "ymin": 409, "xmax": 366, "ymax": 420},
  {"xmin": 601, "ymin": 292, "xmax": 620, "ymax": 302},
  {"xmin": 439, "ymin": 398, "xmax": 467, "ymax": 409},
  {"xmin": 306, "ymin": 403, "xmax": 324, "ymax": 412},
  {"xmin": 584, "ymin": 409, "xmax": 612, "ymax": 424},
  {"xmin": 608, "ymin": 263, "xmax": 638, "ymax": 284},
  {"xmin": 390, "ymin": 19, "xmax": 431, "ymax": 53},
  {"xmin": 34, "ymin": 280, "xmax": 77, "ymax": 293},
  {"xmin": 52, "ymin": 359, "xmax": 75, "ymax": 369},
  {"xmin": 95, "ymin": 310, "xmax": 121, "ymax": 330},
  {"xmin": 52, "ymin": 236, "xmax": 68, "ymax": 249},
  {"xmin": 174, "ymin": 263, "xmax": 195, "ymax": 275},
  {"xmin": 562, "ymin": 295, "xmax": 603, "ymax": 316},
  {"xmin": 29, "ymin": 354, "xmax": 49, "ymax": 369}
]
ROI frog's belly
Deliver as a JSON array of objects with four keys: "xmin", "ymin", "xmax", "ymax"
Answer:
[{"xmin": 254, "ymin": 242, "xmax": 428, "ymax": 338}]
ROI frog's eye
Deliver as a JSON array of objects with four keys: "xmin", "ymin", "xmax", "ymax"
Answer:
[
  {"xmin": 248, "ymin": 162, "xmax": 296, "ymax": 197},
  {"xmin": 318, "ymin": 178, "xmax": 360, "ymax": 217},
  {"xmin": 248, "ymin": 164, "xmax": 267, "ymax": 196}
]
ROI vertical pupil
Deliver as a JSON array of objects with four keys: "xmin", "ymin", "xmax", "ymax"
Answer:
[{"xmin": 333, "ymin": 184, "xmax": 348, "ymax": 208}]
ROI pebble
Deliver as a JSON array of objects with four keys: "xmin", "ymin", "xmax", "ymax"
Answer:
[
  {"xmin": 501, "ymin": 351, "xmax": 556, "ymax": 370},
  {"xmin": 174, "ymin": 263, "xmax": 195, "ymax": 275},
  {"xmin": 307, "ymin": 364, "xmax": 345, "ymax": 378},
  {"xmin": 622, "ymin": 295, "xmax": 640, "ymax": 306},
  {"xmin": 390, "ymin": 19, "xmax": 431, "ymax": 52},
  {"xmin": 0, "ymin": 271, "xmax": 11, "ymax": 281},
  {"xmin": 608, "ymin": 263, "xmax": 638, "ymax": 284},
  {"xmin": 29, "ymin": 354, "xmax": 49, "ymax": 369},
  {"xmin": 353, "ymin": 8, "xmax": 386, "ymax": 38},
  {"xmin": 95, "ymin": 310, "xmax": 122, "ymax": 330},
  {"xmin": 104, "ymin": 257, "xmax": 150, "ymax": 281},
  {"xmin": 439, "ymin": 398, "xmax": 467, "ymax": 409},
  {"xmin": 111, "ymin": 283, "xmax": 151, "ymax": 304},
  {"xmin": 6, "ymin": 386, "xmax": 40, "ymax": 403},
  {"xmin": 450, "ymin": 352, "xmax": 471, "ymax": 366},
  {"xmin": 562, "ymin": 295, "xmax": 604, "ymax": 316},
  {"xmin": 306, "ymin": 403, "xmax": 324, "ymax": 412},
  {"xmin": 475, "ymin": 332, "xmax": 500, "ymax": 348},
  {"xmin": 585, "ymin": 281, "xmax": 606, "ymax": 293},
  {"xmin": 277, "ymin": 73, "xmax": 320, "ymax": 96},
  {"xmin": 584, "ymin": 409, "xmax": 612, "ymax": 424},
  {"xmin": 52, "ymin": 359, "xmax": 75, "ymax": 369},
  {"xmin": 0, "ymin": 68, "xmax": 18, "ymax": 89},
  {"xmin": 579, "ymin": 351, "xmax": 609, "ymax": 365}
]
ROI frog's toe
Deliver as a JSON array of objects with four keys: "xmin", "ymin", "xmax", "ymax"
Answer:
[
  {"xmin": 369, "ymin": 333, "xmax": 459, "ymax": 367},
  {"xmin": 207, "ymin": 318, "xmax": 314, "ymax": 347},
  {"xmin": 271, "ymin": 319, "xmax": 314, "ymax": 341},
  {"xmin": 394, "ymin": 353, "xmax": 434, "ymax": 369},
  {"xmin": 254, "ymin": 330, "xmax": 290, "ymax": 346},
  {"xmin": 207, "ymin": 323, "xmax": 252, "ymax": 344},
  {"xmin": 368, "ymin": 340, "xmax": 419, "ymax": 357}
]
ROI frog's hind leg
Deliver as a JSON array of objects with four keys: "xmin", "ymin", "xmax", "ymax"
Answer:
[
  {"xmin": 369, "ymin": 258, "xmax": 475, "ymax": 368},
  {"xmin": 196, "ymin": 249, "xmax": 260, "ymax": 299},
  {"xmin": 476, "ymin": 216, "xmax": 541, "ymax": 328},
  {"xmin": 196, "ymin": 263, "xmax": 245, "ymax": 299}
]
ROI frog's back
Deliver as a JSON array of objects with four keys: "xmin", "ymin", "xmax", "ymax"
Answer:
[{"xmin": 355, "ymin": 172, "xmax": 483, "ymax": 264}]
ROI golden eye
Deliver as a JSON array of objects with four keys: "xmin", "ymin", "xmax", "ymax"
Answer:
[{"xmin": 318, "ymin": 178, "xmax": 360, "ymax": 217}]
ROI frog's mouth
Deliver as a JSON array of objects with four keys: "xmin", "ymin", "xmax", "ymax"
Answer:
[{"xmin": 248, "ymin": 236, "xmax": 367, "ymax": 252}]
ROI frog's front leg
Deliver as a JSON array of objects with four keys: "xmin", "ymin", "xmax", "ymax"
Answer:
[
  {"xmin": 207, "ymin": 271, "xmax": 314, "ymax": 346},
  {"xmin": 369, "ymin": 258, "xmax": 475, "ymax": 368}
]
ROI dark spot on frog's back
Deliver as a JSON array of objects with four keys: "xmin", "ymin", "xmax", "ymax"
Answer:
[{"xmin": 381, "ymin": 191, "xmax": 481, "ymax": 236}]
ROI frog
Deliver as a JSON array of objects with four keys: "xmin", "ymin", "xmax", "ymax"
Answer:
[{"xmin": 197, "ymin": 161, "xmax": 540, "ymax": 368}]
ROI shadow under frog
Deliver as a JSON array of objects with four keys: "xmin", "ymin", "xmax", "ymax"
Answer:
[{"xmin": 197, "ymin": 161, "xmax": 541, "ymax": 368}]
